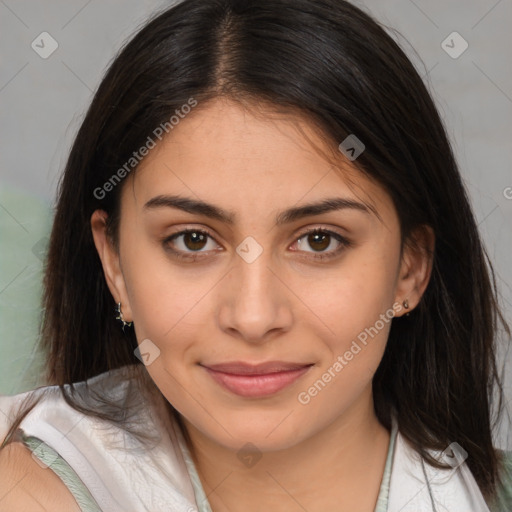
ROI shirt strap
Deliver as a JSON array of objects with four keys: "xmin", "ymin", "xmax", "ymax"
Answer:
[{"xmin": 13, "ymin": 428, "xmax": 102, "ymax": 512}]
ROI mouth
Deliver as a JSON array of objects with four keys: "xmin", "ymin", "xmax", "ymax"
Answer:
[{"xmin": 200, "ymin": 361, "xmax": 314, "ymax": 398}]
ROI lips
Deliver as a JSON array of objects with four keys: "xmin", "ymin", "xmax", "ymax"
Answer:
[
  {"xmin": 201, "ymin": 361, "xmax": 313, "ymax": 397},
  {"xmin": 203, "ymin": 360, "xmax": 312, "ymax": 374}
]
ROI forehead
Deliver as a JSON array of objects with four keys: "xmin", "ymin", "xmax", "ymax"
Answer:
[{"xmin": 122, "ymin": 98, "xmax": 396, "ymax": 227}]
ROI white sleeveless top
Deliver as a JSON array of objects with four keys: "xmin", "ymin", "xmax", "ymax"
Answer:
[{"xmin": 0, "ymin": 365, "xmax": 510, "ymax": 511}]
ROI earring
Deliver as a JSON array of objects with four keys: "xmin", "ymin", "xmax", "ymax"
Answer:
[
  {"xmin": 115, "ymin": 302, "xmax": 133, "ymax": 330},
  {"xmin": 403, "ymin": 299, "xmax": 409, "ymax": 309}
]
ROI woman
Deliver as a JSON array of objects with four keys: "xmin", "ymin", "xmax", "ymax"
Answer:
[{"xmin": 1, "ymin": 0, "xmax": 511, "ymax": 510}]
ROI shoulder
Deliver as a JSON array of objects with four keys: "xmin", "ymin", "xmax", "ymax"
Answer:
[
  {"xmin": 0, "ymin": 441, "xmax": 81, "ymax": 511},
  {"xmin": 0, "ymin": 366, "xmax": 191, "ymax": 510},
  {"xmin": 0, "ymin": 365, "xmax": 143, "ymax": 441}
]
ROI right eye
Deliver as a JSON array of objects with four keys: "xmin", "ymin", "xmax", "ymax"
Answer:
[{"xmin": 162, "ymin": 228, "xmax": 221, "ymax": 260}]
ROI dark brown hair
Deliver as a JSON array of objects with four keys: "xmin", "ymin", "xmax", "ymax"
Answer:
[{"xmin": 2, "ymin": 0, "xmax": 510, "ymax": 502}]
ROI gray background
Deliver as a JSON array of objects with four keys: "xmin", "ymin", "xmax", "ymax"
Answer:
[{"xmin": 0, "ymin": 0, "xmax": 511, "ymax": 447}]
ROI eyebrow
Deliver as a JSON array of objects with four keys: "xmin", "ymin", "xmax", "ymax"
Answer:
[{"xmin": 143, "ymin": 194, "xmax": 379, "ymax": 225}]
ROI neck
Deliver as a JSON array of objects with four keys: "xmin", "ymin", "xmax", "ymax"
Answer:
[{"xmin": 178, "ymin": 388, "xmax": 391, "ymax": 512}]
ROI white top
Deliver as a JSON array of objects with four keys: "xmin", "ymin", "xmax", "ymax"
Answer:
[
  {"xmin": 0, "ymin": 365, "xmax": 213, "ymax": 511},
  {"xmin": 1, "ymin": 364, "xmax": 509, "ymax": 512}
]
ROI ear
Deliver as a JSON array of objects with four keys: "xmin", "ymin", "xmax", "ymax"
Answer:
[
  {"xmin": 90, "ymin": 209, "xmax": 133, "ymax": 322},
  {"xmin": 394, "ymin": 224, "xmax": 435, "ymax": 317}
]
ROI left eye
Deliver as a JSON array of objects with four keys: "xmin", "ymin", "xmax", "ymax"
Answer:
[
  {"xmin": 290, "ymin": 228, "xmax": 350, "ymax": 260},
  {"xmin": 164, "ymin": 229, "xmax": 217, "ymax": 254},
  {"xmin": 163, "ymin": 227, "xmax": 350, "ymax": 261}
]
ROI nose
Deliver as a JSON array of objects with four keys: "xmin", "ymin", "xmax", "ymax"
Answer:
[{"xmin": 216, "ymin": 245, "xmax": 293, "ymax": 344}]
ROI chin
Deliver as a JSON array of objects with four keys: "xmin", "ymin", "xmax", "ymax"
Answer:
[{"xmin": 199, "ymin": 412, "xmax": 313, "ymax": 452}]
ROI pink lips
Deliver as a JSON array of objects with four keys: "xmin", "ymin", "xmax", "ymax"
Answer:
[{"xmin": 201, "ymin": 361, "xmax": 313, "ymax": 398}]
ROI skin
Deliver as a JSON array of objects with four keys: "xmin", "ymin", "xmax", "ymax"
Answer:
[
  {"xmin": 91, "ymin": 97, "xmax": 434, "ymax": 512},
  {"xmin": 0, "ymin": 443, "xmax": 81, "ymax": 511}
]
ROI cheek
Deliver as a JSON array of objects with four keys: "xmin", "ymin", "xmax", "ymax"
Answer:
[
  {"xmin": 296, "ymin": 269, "xmax": 396, "ymax": 417},
  {"xmin": 120, "ymin": 238, "xmax": 204, "ymax": 349},
  {"xmin": 122, "ymin": 245, "xmax": 207, "ymax": 413},
  {"xmin": 299, "ymin": 243, "xmax": 399, "ymax": 398},
  {"xmin": 311, "ymin": 248, "xmax": 398, "ymax": 346},
  {"xmin": 309, "ymin": 283, "xmax": 392, "ymax": 388}
]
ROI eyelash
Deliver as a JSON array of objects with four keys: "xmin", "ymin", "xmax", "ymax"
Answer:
[{"xmin": 162, "ymin": 226, "xmax": 351, "ymax": 262}]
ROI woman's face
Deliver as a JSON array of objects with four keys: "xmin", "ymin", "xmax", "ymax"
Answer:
[{"xmin": 92, "ymin": 98, "xmax": 431, "ymax": 452}]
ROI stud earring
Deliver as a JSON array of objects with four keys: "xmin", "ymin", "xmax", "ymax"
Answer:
[{"xmin": 115, "ymin": 302, "xmax": 133, "ymax": 330}]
